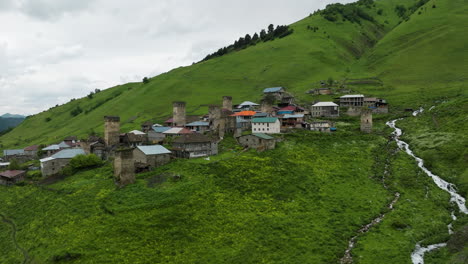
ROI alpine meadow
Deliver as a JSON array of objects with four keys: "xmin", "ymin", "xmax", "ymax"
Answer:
[{"xmin": 0, "ymin": 0, "xmax": 467, "ymax": 263}]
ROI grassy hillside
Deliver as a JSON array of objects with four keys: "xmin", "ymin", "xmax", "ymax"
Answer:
[{"xmin": 0, "ymin": 0, "xmax": 410, "ymax": 150}]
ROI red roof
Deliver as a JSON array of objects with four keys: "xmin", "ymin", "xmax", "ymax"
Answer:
[
  {"xmin": 24, "ymin": 145, "xmax": 39, "ymax": 151},
  {"xmin": 165, "ymin": 118, "xmax": 174, "ymax": 123},
  {"xmin": 0, "ymin": 170, "xmax": 25, "ymax": 178},
  {"xmin": 231, "ymin": 111, "xmax": 256, "ymax": 117},
  {"xmin": 178, "ymin": 128, "xmax": 194, "ymax": 134}
]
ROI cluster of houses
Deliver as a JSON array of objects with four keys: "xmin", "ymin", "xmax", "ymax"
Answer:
[{"xmin": 0, "ymin": 86, "xmax": 388, "ymax": 186}]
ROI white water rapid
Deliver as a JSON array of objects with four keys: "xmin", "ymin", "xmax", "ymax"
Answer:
[{"xmin": 387, "ymin": 108, "xmax": 468, "ymax": 264}]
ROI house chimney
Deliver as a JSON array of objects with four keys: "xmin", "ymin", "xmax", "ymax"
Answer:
[
  {"xmin": 104, "ymin": 116, "xmax": 120, "ymax": 146},
  {"xmin": 222, "ymin": 96, "xmax": 233, "ymax": 111},
  {"xmin": 114, "ymin": 148, "xmax": 135, "ymax": 186},
  {"xmin": 173, "ymin": 101, "xmax": 186, "ymax": 127}
]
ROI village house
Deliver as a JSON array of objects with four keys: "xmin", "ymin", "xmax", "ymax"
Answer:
[
  {"xmin": 309, "ymin": 121, "xmax": 335, "ymax": 132},
  {"xmin": 313, "ymin": 88, "xmax": 332, "ymax": 95},
  {"xmin": 147, "ymin": 126, "xmax": 171, "ymax": 143},
  {"xmin": 120, "ymin": 131, "xmax": 147, "ymax": 147},
  {"xmin": 236, "ymin": 101, "xmax": 260, "ymax": 110},
  {"xmin": 340, "ymin": 94, "xmax": 364, "ymax": 107},
  {"xmin": 172, "ymin": 133, "xmax": 218, "ymax": 159},
  {"xmin": 263, "ymin": 87, "xmax": 285, "ymax": 99},
  {"xmin": 2, "ymin": 149, "xmax": 25, "ymax": 161},
  {"xmin": 42, "ymin": 144, "xmax": 61, "ymax": 156},
  {"xmin": 163, "ymin": 127, "xmax": 194, "ymax": 137},
  {"xmin": 24, "ymin": 145, "xmax": 39, "ymax": 157},
  {"xmin": 237, "ymin": 133, "xmax": 276, "ymax": 151},
  {"xmin": 81, "ymin": 136, "xmax": 106, "ymax": 159},
  {"xmin": 0, "ymin": 170, "xmax": 26, "ymax": 186},
  {"xmin": 141, "ymin": 121, "xmax": 153, "ymax": 133},
  {"xmin": 185, "ymin": 121, "xmax": 210, "ymax": 133},
  {"xmin": 280, "ymin": 114, "xmax": 305, "ymax": 129},
  {"xmin": 231, "ymin": 111, "xmax": 257, "ymax": 121},
  {"xmin": 133, "ymin": 145, "xmax": 171, "ymax": 170},
  {"xmin": 164, "ymin": 116, "xmax": 200, "ymax": 127},
  {"xmin": 252, "ymin": 117, "xmax": 281, "ymax": 134},
  {"xmin": 311, "ymin": 102, "xmax": 340, "ymax": 117},
  {"xmin": 63, "ymin": 136, "xmax": 79, "ymax": 147},
  {"xmin": 40, "ymin": 149, "xmax": 86, "ymax": 177},
  {"xmin": 276, "ymin": 105, "xmax": 306, "ymax": 116},
  {"xmin": 364, "ymin": 98, "xmax": 389, "ymax": 114}
]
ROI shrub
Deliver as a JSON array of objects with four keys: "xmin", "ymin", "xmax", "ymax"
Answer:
[
  {"xmin": 8, "ymin": 159, "xmax": 21, "ymax": 170},
  {"xmin": 69, "ymin": 154, "xmax": 103, "ymax": 171},
  {"xmin": 70, "ymin": 106, "xmax": 83, "ymax": 117},
  {"xmin": 45, "ymin": 117, "xmax": 52, "ymax": 122}
]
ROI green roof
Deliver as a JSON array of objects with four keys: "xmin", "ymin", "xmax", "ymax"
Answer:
[
  {"xmin": 253, "ymin": 133, "xmax": 274, "ymax": 140},
  {"xmin": 252, "ymin": 117, "xmax": 278, "ymax": 123}
]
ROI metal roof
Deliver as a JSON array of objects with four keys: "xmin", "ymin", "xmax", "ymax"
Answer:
[
  {"xmin": 312, "ymin": 102, "xmax": 338, "ymax": 107},
  {"xmin": 263, "ymin": 87, "xmax": 284, "ymax": 93},
  {"xmin": 0, "ymin": 170, "xmax": 25, "ymax": 178},
  {"xmin": 237, "ymin": 101, "xmax": 259, "ymax": 108},
  {"xmin": 43, "ymin": 144, "xmax": 60, "ymax": 151},
  {"xmin": 58, "ymin": 141, "xmax": 71, "ymax": 148},
  {"xmin": 340, "ymin": 94, "xmax": 364, "ymax": 98},
  {"xmin": 163, "ymin": 127, "xmax": 193, "ymax": 134},
  {"xmin": 152, "ymin": 126, "xmax": 172, "ymax": 133},
  {"xmin": 3, "ymin": 149, "xmax": 25, "ymax": 156},
  {"xmin": 136, "ymin": 145, "xmax": 171, "ymax": 155},
  {"xmin": 0, "ymin": 162, "xmax": 10, "ymax": 166},
  {"xmin": 50, "ymin": 148, "xmax": 85, "ymax": 159},
  {"xmin": 282, "ymin": 114, "xmax": 304, "ymax": 119},
  {"xmin": 129, "ymin": 130, "xmax": 146, "ymax": 135},
  {"xmin": 252, "ymin": 117, "xmax": 278, "ymax": 123},
  {"xmin": 253, "ymin": 112, "xmax": 268, "ymax": 117},
  {"xmin": 253, "ymin": 133, "xmax": 275, "ymax": 140},
  {"xmin": 186, "ymin": 121, "xmax": 210, "ymax": 127}
]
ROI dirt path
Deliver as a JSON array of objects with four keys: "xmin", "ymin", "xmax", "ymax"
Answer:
[{"xmin": 0, "ymin": 213, "xmax": 31, "ymax": 264}]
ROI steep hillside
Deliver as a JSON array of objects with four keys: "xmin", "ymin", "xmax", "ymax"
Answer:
[
  {"xmin": 1, "ymin": 0, "xmax": 467, "ymax": 263},
  {"xmin": 0, "ymin": 0, "xmax": 410, "ymax": 150}
]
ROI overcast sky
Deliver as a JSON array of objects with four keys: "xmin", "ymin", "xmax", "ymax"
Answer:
[{"xmin": 0, "ymin": 0, "xmax": 353, "ymax": 116}]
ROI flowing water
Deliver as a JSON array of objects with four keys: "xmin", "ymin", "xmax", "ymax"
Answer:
[{"xmin": 387, "ymin": 108, "xmax": 468, "ymax": 264}]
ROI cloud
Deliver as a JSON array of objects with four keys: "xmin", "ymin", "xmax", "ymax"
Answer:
[{"xmin": 0, "ymin": 0, "xmax": 354, "ymax": 115}]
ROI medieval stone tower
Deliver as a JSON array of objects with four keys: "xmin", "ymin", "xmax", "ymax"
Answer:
[
  {"xmin": 222, "ymin": 96, "xmax": 233, "ymax": 111},
  {"xmin": 209, "ymin": 105, "xmax": 222, "ymax": 132},
  {"xmin": 173, "ymin": 101, "xmax": 186, "ymax": 127},
  {"xmin": 104, "ymin": 116, "xmax": 120, "ymax": 146},
  {"xmin": 261, "ymin": 99, "xmax": 273, "ymax": 114},
  {"xmin": 114, "ymin": 148, "xmax": 135, "ymax": 186},
  {"xmin": 360, "ymin": 109, "xmax": 373, "ymax": 133}
]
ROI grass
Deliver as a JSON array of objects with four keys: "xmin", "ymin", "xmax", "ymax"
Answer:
[{"xmin": 0, "ymin": 0, "xmax": 467, "ymax": 262}]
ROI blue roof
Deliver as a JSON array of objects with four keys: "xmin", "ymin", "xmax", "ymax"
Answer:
[
  {"xmin": 252, "ymin": 117, "xmax": 278, "ymax": 123},
  {"xmin": 152, "ymin": 126, "xmax": 172, "ymax": 133},
  {"xmin": 253, "ymin": 112, "xmax": 268, "ymax": 117},
  {"xmin": 263, "ymin": 87, "xmax": 285, "ymax": 93},
  {"xmin": 282, "ymin": 114, "xmax": 304, "ymax": 119},
  {"xmin": 3, "ymin": 149, "xmax": 25, "ymax": 156},
  {"xmin": 137, "ymin": 145, "xmax": 171, "ymax": 155},
  {"xmin": 277, "ymin": 110, "xmax": 294, "ymax": 114},
  {"xmin": 186, "ymin": 121, "xmax": 210, "ymax": 127},
  {"xmin": 51, "ymin": 149, "xmax": 85, "ymax": 159}
]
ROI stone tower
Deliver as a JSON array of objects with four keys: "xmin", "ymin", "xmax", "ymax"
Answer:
[
  {"xmin": 209, "ymin": 105, "xmax": 222, "ymax": 134},
  {"xmin": 104, "ymin": 116, "xmax": 120, "ymax": 146},
  {"xmin": 173, "ymin": 101, "xmax": 186, "ymax": 127},
  {"xmin": 114, "ymin": 148, "xmax": 135, "ymax": 186},
  {"xmin": 222, "ymin": 96, "xmax": 233, "ymax": 111},
  {"xmin": 360, "ymin": 109, "xmax": 373, "ymax": 133},
  {"xmin": 261, "ymin": 99, "xmax": 273, "ymax": 114}
]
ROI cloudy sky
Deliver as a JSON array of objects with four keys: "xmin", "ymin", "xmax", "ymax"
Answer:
[{"xmin": 0, "ymin": 0, "xmax": 353, "ymax": 116}]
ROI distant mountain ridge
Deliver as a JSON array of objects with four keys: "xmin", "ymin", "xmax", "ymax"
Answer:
[
  {"xmin": 0, "ymin": 114, "xmax": 25, "ymax": 133},
  {"xmin": 1, "ymin": 113, "xmax": 26, "ymax": 119}
]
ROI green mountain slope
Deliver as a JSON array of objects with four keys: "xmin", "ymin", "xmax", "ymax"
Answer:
[
  {"xmin": 1, "ymin": 0, "xmax": 467, "ymax": 263},
  {"xmin": 0, "ymin": 0, "xmax": 407, "ymax": 149}
]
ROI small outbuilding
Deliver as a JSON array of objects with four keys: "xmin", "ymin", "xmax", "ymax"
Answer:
[
  {"xmin": 172, "ymin": 134, "xmax": 218, "ymax": 159},
  {"xmin": 0, "ymin": 170, "xmax": 26, "ymax": 185},
  {"xmin": 237, "ymin": 133, "xmax": 276, "ymax": 151},
  {"xmin": 133, "ymin": 145, "xmax": 171, "ymax": 169},
  {"xmin": 40, "ymin": 149, "xmax": 86, "ymax": 177}
]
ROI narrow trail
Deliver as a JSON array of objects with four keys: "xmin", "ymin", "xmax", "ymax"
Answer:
[
  {"xmin": 387, "ymin": 108, "xmax": 468, "ymax": 264},
  {"xmin": 0, "ymin": 213, "xmax": 30, "ymax": 264},
  {"xmin": 340, "ymin": 148, "xmax": 400, "ymax": 264}
]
